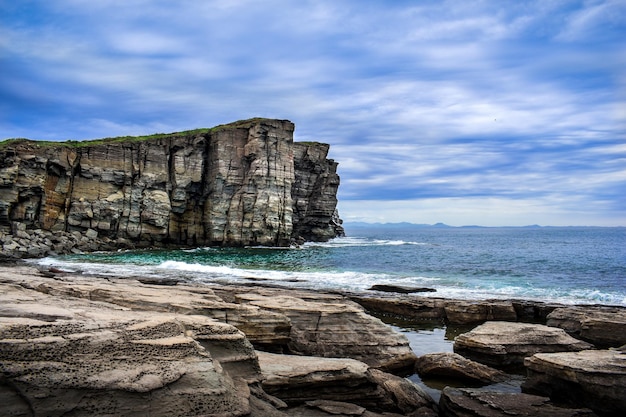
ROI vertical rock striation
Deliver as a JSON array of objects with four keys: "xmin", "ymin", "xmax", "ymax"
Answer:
[{"xmin": 0, "ymin": 118, "xmax": 343, "ymax": 251}]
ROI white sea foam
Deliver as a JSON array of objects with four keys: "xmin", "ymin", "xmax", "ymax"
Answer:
[{"xmin": 304, "ymin": 236, "xmax": 429, "ymax": 248}]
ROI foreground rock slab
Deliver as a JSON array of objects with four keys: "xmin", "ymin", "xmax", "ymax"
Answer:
[
  {"xmin": 257, "ymin": 351, "xmax": 437, "ymax": 416},
  {"xmin": 0, "ymin": 281, "xmax": 255, "ymax": 417},
  {"xmin": 415, "ymin": 352, "xmax": 508, "ymax": 385},
  {"xmin": 439, "ymin": 387, "xmax": 598, "ymax": 417},
  {"xmin": 523, "ymin": 349, "xmax": 626, "ymax": 416},
  {"xmin": 453, "ymin": 321, "xmax": 593, "ymax": 369},
  {"xmin": 547, "ymin": 306, "xmax": 626, "ymax": 348},
  {"xmin": 215, "ymin": 285, "xmax": 418, "ymax": 373}
]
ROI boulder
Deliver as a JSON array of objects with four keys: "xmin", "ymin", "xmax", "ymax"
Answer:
[
  {"xmin": 415, "ymin": 352, "xmax": 508, "ymax": 384},
  {"xmin": 546, "ymin": 306, "xmax": 626, "ymax": 347},
  {"xmin": 453, "ymin": 321, "xmax": 593, "ymax": 369},
  {"xmin": 369, "ymin": 284, "xmax": 436, "ymax": 294},
  {"xmin": 257, "ymin": 351, "xmax": 436, "ymax": 415},
  {"xmin": 523, "ymin": 349, "xmax": 626, "ymax": 416},
  {"xmin": 439, "ymin": 387, "xmax": 598, "ymax": 417},
  {"xmin": 227, "ymin": 286, "xmax": 418, "ymax": 373}
]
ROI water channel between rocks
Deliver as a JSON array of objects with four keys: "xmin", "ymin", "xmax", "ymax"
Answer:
[{"xmin": 378, "ymin": 317, "xmax": 525, "ymax": 403}]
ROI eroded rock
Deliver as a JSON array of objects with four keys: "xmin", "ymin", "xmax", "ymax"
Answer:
[
  {"xmin": 0, "ymin": 281, "xmax": 255, "ymax": 416},
  {"xmin": 225, "ymin": 286, "xmax": 418, "ymax": 373},
  {"xmin": 453, "ymin": 321, "xmax": 593, "ymax": 369},
  {"xmin": 523, "ymin": 349, "xmax": 626, "ymax": 416},
  {"xmin": 0, "ymin": 118, "xmax": 343, "ymax": 252},
  {"xmin": 547, "ymin": 306, "xmax": 626, "ymax": 348},
  {"xmin": 257, "ymin": 351, "xmax": 436, "ymax": 415}
]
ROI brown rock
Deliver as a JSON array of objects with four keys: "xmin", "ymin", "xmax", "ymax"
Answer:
[
  {"xmin": 523, "ymin": 349, "xmax": 626, "ymax": 416},
  {"xmin": 257, "ymin": 351, "xmax": 436, "ymax": 415},
  {"xmin": 415, "ymin": 352, "xmax": 508, "ymax": 384},
  {"xmin": 439, "ymin": 387, "xmax": 597, "ymax": 417},
  {"xmin": 230, "ymin": 286, "xmax": 418, "ymax": 373},
  {"xmin": 443, "ymin": 300, "xmax": 518, "ymax": 324},
  {"xmin": 547, "ymin": 306, "xmax": 626, "ymax": 347},
  {"xmin": 453, "ymin": 321, "xmax": 593, "ymax": 369}
]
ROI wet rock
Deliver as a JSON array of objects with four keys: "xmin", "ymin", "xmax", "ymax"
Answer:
[
  {"xmin": 453, "ymin": 321, "xmax": 593, "ymax": 369},
  {"xmin": 439, "ymin": 387, "xmax": 598, "ymax": 417},
  {"xmin": 523, "ymin": 349, "xmax": 626, "ymax": 416},
  {"xmin": 415, "ymin": 352, "xmax": 508, "ymax": 384},
  {"xmin": 369, "ymin": 284, "xmax": 436, "ymax": 294},
  {"xmin": 547, "ymin": 306, "xmax": 626, "ymax": 348}
]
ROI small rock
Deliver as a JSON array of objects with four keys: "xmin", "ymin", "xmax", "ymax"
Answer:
[
  {"xmin": 415, "ymin": 352, "xmax": 508, "ymax": 384},
  {"xmin": 369, "ymin": 284, "xmax": 436, "ymax": 294},
  {"xmin": 305, "ymin": 400, "xmax": 365, "ymax": 415}
]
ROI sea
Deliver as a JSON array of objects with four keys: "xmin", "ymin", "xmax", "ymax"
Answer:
[{"xmin": 35, "ymin": 225, "xmax": 626, "ymax": 307}]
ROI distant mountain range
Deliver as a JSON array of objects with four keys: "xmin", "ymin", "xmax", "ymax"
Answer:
[{"xmin": 343, "ymin": 222, "xmax": 549, "ymax": 229}]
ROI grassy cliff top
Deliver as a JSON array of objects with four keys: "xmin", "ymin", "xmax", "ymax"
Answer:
[{"xmin": 0, "ymin": 117, "xmax": 293, "ymax": 149}]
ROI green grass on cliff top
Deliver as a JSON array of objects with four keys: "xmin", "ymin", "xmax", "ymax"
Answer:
[{"xmin": 0, "ymin": 117, "xmax": 303, "ymax": 148}]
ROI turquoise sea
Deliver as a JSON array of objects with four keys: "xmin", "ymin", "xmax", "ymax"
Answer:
[{"xmin": 35, "ymin": 225, "xmax": 626, "ymax": 307}]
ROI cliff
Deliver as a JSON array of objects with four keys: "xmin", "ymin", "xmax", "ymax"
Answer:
[{"xmin": 0, "ymin": 118, "xmax": 344, "ymax": 253}]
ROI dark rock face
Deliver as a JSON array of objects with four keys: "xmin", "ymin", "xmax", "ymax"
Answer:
[
  {"xmin": 439, "ymin": 387, "xmax": 598, "ymax": 417},
  {"xmin": 0, "ymin": 118, "xmax": 343, "ymax": 252}
]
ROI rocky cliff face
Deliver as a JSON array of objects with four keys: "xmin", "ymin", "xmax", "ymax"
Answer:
[{"xmin": 0, "ymin": 118, "xmax": 344, "ymax": 251}]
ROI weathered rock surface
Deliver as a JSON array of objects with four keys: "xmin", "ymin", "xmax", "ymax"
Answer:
[
  {"xmin": 453, "ymin": 321, "xmax": 594, "ymax": 369},
  {"xmin": 546, "ymin": 306, "xmax": 626, "ymax": 348},
  {"xmin": 349, "ymin": 294, "xmax": 564, "ymax": 325},
  {"xmin": 5, "ymin": 266, "xmax": 292, "ymax": 351},
  {"xmin": 217, "ymin": 285, "xmax": 418, "ymax": 373},
  {"xmin": 1, "ymin": 266, "xmax": 436, "ymax": 416},
  {"xmin": 0, "ymin": 118, "xmax": 344, "ymax": 254},
  {"xmin": 258, "ymin": 351, "xmax": 437, "ymax": 415},
  {"xmin": 0, "ymin": 278, "xmax": 256, "ymax": 416},
  {"xmin": 415, "ymin": 352, "xmax": 508, "ymax": 385},
  {"xmin": 439, "ymin": 387, "xmax": 598, "ymax": 417},
  {"xmin": 523, "ymin": 349, "xmax": 626, "ymax": 416}
]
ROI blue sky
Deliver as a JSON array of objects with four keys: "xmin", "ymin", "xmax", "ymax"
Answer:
[{"xmin": 1, "ymin": 0, "xmax": 625, "ymax": 226}]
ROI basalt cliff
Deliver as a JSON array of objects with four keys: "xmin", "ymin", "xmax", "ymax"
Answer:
[{"xmin": 0, "ymin": 118, "xmax": 344, "ymax": 255}]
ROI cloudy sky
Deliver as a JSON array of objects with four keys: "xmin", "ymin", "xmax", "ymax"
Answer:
[{"xmin": 2, "ymin": 0, "xmax": 625, "ymax": 226}]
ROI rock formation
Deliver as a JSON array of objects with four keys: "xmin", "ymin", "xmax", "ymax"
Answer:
[
  {"xmin": 0, "ymin": 265, "xmax": 433, "ymax": 417},
  {"xmin": 453, "ymin": 321, "xmax": 593, "ymax": 369},
  {"xmin": 523, "ymin": 349, "xmax": 626, "ymax": 416},
  {"xmin": 546, "ymin": 306, "xmax": 626, "ymax": 348},
  {"xmin": 0, "ymin": 118, "xmax": 344, "ymax": 254}
]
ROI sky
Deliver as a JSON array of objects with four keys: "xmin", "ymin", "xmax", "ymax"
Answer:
[{"xmin": 1, "ymin": 0, "xmax": 625, "ymax": 226}]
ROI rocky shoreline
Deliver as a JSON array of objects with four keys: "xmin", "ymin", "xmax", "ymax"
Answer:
[{"xmin": 1, "ymin": 264, "xmax": 624, "ymax": 416}]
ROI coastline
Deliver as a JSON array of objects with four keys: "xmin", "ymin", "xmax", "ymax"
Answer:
[{"xmin": 2, "ymin": 263, "xmax": 624, "ymax": 416}]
